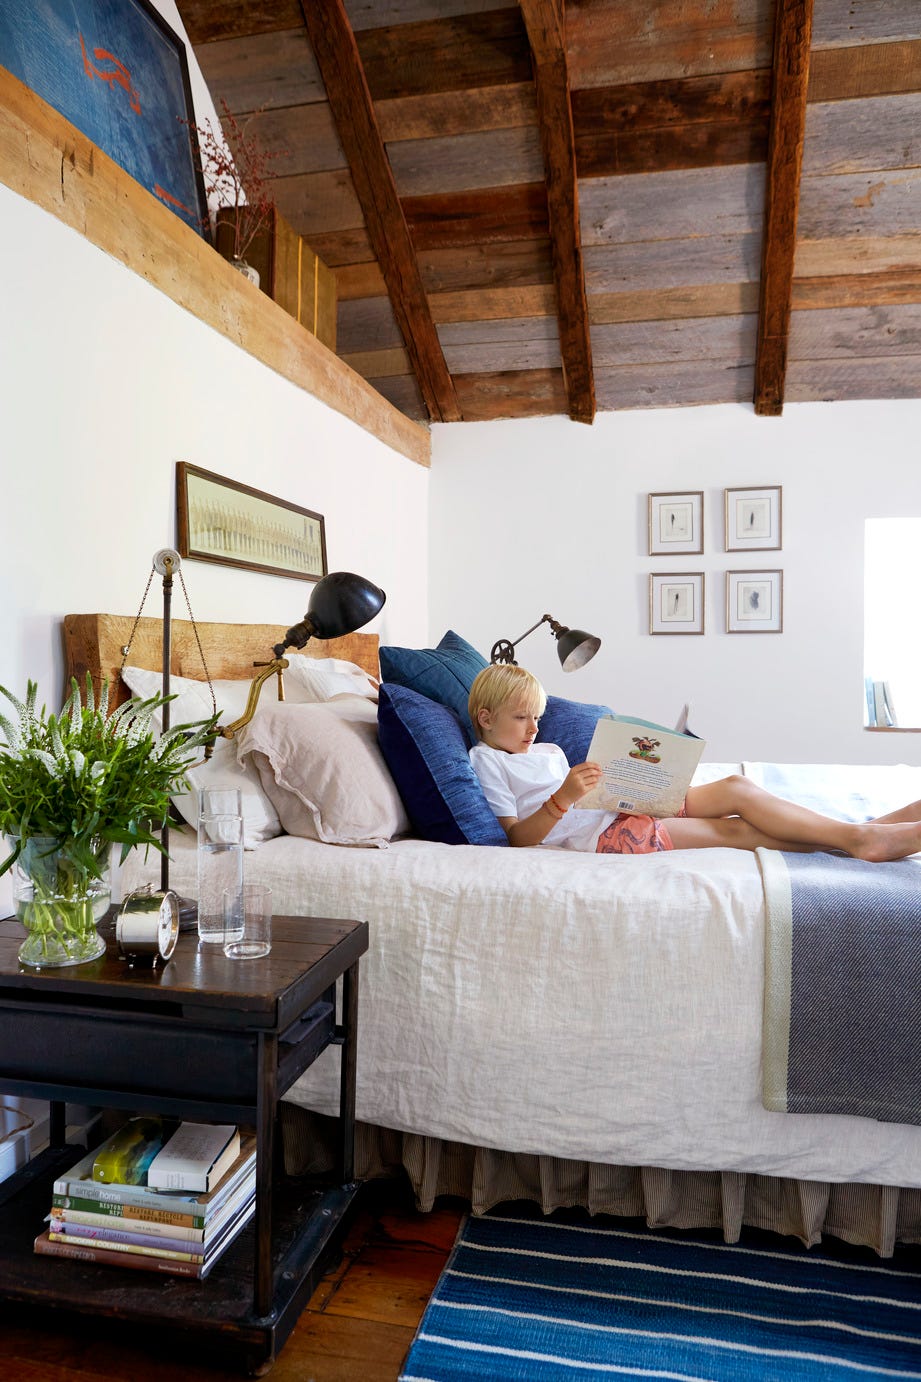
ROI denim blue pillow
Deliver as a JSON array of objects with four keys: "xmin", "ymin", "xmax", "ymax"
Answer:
[
  {"xmin": 379, "ymin": 630, "xmax": 488, "ymax": 739},
  {"xmin": 537, "ymin": 695, "xmax": 614, "ymax": 765},
  {"xmin": 377, "ymin": 684, "xmax": 508, "ymax": 847}
]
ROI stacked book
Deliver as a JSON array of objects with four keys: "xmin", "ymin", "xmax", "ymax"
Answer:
[{"xmin": 34, "ymin": 1120, "xmax": 256, "ymax": 1279}]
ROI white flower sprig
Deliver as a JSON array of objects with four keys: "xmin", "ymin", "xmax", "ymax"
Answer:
[{"xmin": 0, "ymin": 675, "xmax": 219, "ymax": 881}]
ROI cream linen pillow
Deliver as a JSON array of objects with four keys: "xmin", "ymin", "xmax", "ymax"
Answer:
[
  {"xmin": 120, "ymin": 666, "xmax": 282, "ymax": 846},
  {"xmin": 237, "ymin": 697, "xmax": 409, "ymax": 848}
]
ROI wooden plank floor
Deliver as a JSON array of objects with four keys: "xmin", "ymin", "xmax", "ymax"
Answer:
[{"xmin": 0, "ymin": 1179, "xmax": 466, "ymax": 1381}]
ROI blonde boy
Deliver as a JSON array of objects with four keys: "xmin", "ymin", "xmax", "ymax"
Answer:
[{"xmin": 468, "ymin": 664, "xmax": 921, "ymax": 858}]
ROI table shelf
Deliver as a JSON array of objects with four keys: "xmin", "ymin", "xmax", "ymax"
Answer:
[{"xmin": 0, "ymin": 1148, "xmax": 358, "ymax": 1370}]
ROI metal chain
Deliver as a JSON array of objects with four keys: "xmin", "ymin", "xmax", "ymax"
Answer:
[
  {"xmin": 118, "ymin": 558, "xmax": 217, "ymax": 721},
  {"xmin": 177, "ymin": 567, "xmax": 217, "ymax": 718},
  {"xmin": 118, "ymin": 565, "xmax": 156, "ymax": 674}
]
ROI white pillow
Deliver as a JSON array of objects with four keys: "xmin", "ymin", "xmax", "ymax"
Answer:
[
  {"xmin": 278, "ymin": 655, "xmax": 378, "ymax": 703},
  {"xmin": 165, "ymin": 656, "xmax": 376, "ymax": 709},
  {"xmin": 237, "ymin": 697, "xmax": 409, "ymax": 848},
  {"xmin": 120, "ymin": 666, "xmax": 282, "ymax": 847}
]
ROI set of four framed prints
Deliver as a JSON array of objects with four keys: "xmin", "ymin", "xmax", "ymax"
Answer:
[{"xmin": 647, "ymin": 487, "xmax": 782, "ymax": 635}]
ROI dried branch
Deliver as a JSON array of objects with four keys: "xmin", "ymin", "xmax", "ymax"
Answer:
[{"xmin": 186, "ymin": 100, "xmax": 285, "ymax": 263}]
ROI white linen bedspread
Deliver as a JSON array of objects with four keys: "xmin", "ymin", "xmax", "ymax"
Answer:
[{"xmin": 117, "ymin": 761, "xmax": 921, "ymax": 1189}]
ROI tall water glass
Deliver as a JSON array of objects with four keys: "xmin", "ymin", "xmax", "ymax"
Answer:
[{"xmin": 197, "ymin": 788, "xmax": 244, "ymax": 945}]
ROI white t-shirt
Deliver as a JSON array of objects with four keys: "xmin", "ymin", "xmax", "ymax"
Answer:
[{"xmin": 469, "ymin": 741, "xmax": 614, "ymax": 851}]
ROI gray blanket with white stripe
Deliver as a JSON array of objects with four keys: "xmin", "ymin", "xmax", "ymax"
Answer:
[{"xmin": 760, "ymin": 848, "xmax": 921, "ymax": 1125}]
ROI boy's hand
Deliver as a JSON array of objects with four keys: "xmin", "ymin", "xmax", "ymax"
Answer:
[{"xmin": 559, "ymin": 761, "xmax": 603, "ymax": 807}]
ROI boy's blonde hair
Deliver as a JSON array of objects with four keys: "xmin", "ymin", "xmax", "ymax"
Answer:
[{"xmin": 468, "ymin": 664, "xmax": 547, "ymax": 740}]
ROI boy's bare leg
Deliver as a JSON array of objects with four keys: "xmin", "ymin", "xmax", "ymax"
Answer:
[
  {"xmin": 663, "ymin": 815, "xmax": 808, "ymax": 852},
  {"xmin": 673, "ymin": 776, "xmax": 921, "ymax": 860},
  {"xmin": 872, "ymin": 798, "xmax": 921, "ymax": 825}
]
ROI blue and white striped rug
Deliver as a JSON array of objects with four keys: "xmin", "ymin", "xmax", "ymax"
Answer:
[{"xmin": 399, "ymin": 1208, "xmax": 921, "ymax": 1380}]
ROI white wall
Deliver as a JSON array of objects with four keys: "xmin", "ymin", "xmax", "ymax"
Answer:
[
  {"xmin": 0, "ymin": 185, "xmax": 429, "ymax": 699},
  {"xmin": 0, "ymin": 184, "xmax": 429, "ymax": 912},
  {"xmin": 428, "ymin": 403, "xmax": 921, "ymax": 767},
  {"xmin": 0, "ymin": 0, "xmax": 429, "ymax": 711},
  {"xmin": 157, "ymin": 0, "xmax": 221, "ymax": 129}
]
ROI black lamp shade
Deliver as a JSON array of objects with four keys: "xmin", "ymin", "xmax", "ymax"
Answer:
[
  {"xmin": 556, "ymin": 627, "xmax": 601, "ymax": 672},
  {"xmin": 306, "ymin": 571, "xmax": 386, "ymax": 640}
]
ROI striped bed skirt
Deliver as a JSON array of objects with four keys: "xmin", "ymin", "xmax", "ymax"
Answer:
[{"xmin": 280, "ymin": 1107, "xmax": 921, "ymax": 1258}]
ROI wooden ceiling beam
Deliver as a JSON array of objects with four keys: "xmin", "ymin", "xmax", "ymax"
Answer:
[
  {"xmin": 518, "ymin": 0, "xmax": 595, "ymax": 423},
  {"xmin": 298, "ymin": 0, "xmax": 461, "ymax": 422},
  {"xmin": 753, "ymin": 0, "xmax": 815, "ymax": 416}
]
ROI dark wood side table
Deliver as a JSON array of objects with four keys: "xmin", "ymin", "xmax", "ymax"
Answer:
[{"xmin": 0, "ymin": 910, "xmax": 368, "ymax": 1375}]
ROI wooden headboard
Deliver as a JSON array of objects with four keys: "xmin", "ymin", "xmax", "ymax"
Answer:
[{"xmin": 63, "ymin": 613, "xmax": 380, "ymax": 705}]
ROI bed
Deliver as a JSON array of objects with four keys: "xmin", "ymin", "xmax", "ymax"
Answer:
[{"xmin": 63, "ymin": 613, "xmax": 921, "ymax": 1256}]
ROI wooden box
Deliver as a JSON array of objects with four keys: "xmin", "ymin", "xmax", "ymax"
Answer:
[{"xmin": 215, "ymin": 206, "xmax": 337, "ymax": 352}]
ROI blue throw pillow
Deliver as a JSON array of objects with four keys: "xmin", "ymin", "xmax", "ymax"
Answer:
[
  {"xmin": 377, "ymin": 684, "xmax": 508, "ymax": 847},
  {"xmin": 379, "ymin": 630, "xmax": 488, "ymax": 739},
  {"xmin": 537, "ymin": 695, "xmax": 614, "ymax": 765}
]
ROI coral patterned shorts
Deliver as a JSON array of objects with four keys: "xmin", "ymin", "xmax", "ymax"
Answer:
[{"xmin": 595, "ymin": 804, "xmax": 687, "ymax": 855}]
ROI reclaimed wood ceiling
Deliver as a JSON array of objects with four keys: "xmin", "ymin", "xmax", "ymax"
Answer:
[{"xmin": 176, "ymin": 0, "xmax": 921, "ymax": 426}]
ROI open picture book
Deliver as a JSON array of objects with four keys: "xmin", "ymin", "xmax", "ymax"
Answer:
[{"xmin": 575, "ymin": 707, "xmax": 705, "ymax": 817}]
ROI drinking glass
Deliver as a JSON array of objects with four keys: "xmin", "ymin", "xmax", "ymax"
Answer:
[
  {"xmin": 223, "ymin": 884, "xmax": 272, "ymax": 959},
  {"xmin": 197, "ymin": 788, "xmax": 243, "ymax": 945}
]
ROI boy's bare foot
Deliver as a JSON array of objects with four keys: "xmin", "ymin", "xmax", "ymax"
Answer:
[{"xmin": 851, "ymin": 820, "xmax": 921, "ymax": 862}]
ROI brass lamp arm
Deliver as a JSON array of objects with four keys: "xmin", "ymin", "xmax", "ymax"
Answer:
[{"xmin": 219, "ymin": 658, "xmax": 289, "ymax": 740}]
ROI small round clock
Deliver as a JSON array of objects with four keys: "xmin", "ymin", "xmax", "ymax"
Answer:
[{"xmin": 117, "ymin": 889, "xmax": 180, "ymax": 966}]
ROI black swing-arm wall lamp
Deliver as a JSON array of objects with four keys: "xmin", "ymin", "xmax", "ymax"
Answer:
[
  {"xmin": 125, "ymin": 556, "xmax": 386, "ymax": 749},
  {"xmin": 218, "ymin": 571, "xmax": 387, "ymax": 740},
  {"xmin": 490, "ymin": 614, "xmax": 601, "ymax": 672},
  {"xmin": 121, "ymin": 555, "xmax": 386, "ymax": 907},
  {"xmin": 118, "ymin": 555, "xmax": 385, "ymax": 942}
]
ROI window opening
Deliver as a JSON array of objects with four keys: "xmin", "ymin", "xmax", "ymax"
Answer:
[{"xmin": 864, "ymin": 518, "xmax": 921, "ymax": 729}]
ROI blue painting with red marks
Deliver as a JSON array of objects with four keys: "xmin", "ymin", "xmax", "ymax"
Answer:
[{"xmin": 0, "ymin": 0, "xmax": 207, "ymax": 233}]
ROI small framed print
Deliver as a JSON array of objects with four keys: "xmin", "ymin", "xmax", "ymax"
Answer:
[
  {"xmin": 648, "ymin": 491, "xmax": 704, "ymax": 555},
  {"xmin": 649, "ymin": 573, "xmax": 705, "ymax": 635},
  {"xmin": 724, "ymin": 485, "xmax": 782, "ymax": 551},
  {"xmin": 726, "ymin": 570, "xmax": 783, "ymax": 633}
]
